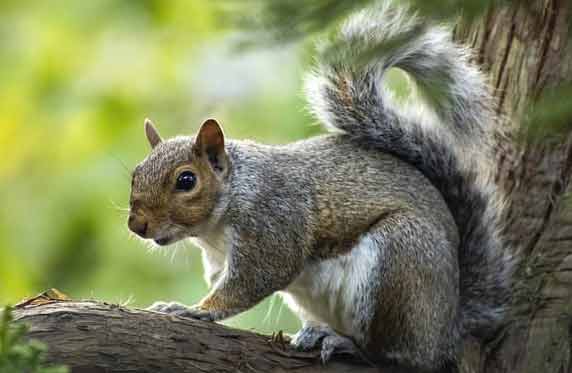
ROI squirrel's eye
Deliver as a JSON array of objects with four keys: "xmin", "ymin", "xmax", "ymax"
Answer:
[{"xmin": 175, "ymin": 171, "xmax": 196, "ymax": 191}]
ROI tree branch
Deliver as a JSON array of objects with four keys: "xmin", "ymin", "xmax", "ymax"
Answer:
[{"xmin": 13, "ymin": 296, "xmax": 380, "ymax": 373}]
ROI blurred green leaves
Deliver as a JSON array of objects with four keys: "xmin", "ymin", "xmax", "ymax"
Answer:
[
  {"xmin": 225, "ymin": 0, "xmax": 510, "ymax": 48},
  {"xmin": 0, "ymin": 0, "xmax": 303, "ymax": 334},
  {"xmin": 227, "ymin": 0, "xmax": 373, "ymax": 45},
  {"xmin": 0, "ymin": 306, "xmax": 68, "ymax": 373}
]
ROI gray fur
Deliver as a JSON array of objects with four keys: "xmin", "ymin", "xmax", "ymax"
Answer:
[{"xmin": 305, "ymin": 0, "xmax": 513, "ymax": 338}]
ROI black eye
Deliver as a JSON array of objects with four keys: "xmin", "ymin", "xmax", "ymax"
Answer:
[{"xmin": 175, "ymin": 171, "xmax": 196, "ymax": 191}]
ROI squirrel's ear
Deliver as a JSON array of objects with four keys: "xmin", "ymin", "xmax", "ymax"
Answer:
[
  {"xmin": 144, "ymin": 118, "xmax": 163, "ymax": 149},
  {"xmin": 194, "ymin": 118, "xmax": 228, "ymax": 175}
]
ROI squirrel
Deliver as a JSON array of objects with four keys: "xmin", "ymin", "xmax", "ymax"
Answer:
[{"xmin": 127, "ymin": 1, "xmax": 514, "ymax": 372}]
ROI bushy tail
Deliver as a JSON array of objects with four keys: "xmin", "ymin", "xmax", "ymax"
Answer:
[{"xmin": 306, "ymin": 1, "xmax": 514, "ymax": 337}]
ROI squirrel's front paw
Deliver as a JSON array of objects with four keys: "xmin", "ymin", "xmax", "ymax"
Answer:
[{"xmin": 147, "ymin": 301, "xmax": 215, "ymax": 321}]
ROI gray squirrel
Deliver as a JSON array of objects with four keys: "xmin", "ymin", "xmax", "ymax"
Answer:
[{"xmin": 127, "ymin": 1, "xmax": 514, "ymax": 372}]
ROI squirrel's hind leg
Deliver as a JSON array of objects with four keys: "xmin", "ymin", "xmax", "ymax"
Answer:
[
  {"xmin": 291, "ymin": 322, "xmax": 335, "ymax": 351},
  {"xmin": 291, "ymin": 322, "xmax": 364, "ymax": 364},
  {"xmin": 291, "ymin": 210, "xmax": 459, "ymax": 370}
]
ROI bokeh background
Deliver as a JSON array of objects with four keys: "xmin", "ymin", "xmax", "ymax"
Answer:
[
  {"xmin": 0, "ymin": 0, "xmax": 323, "ymax": 334},
  {"xmin": 0, "ymin": 0, "xmax": 413, "ymax": 335}
]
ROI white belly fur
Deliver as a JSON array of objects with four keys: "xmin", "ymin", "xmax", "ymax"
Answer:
[
  {"xmin": 281, "ymin": 235, "xmax": 380, "ymax": 341},
  {"xmin": 191, "ymin": 225, "xmax": 228, "ymax": 287}
]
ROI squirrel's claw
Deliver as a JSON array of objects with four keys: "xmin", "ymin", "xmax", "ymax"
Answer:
[
  {"xmin": 172, "ymin": 305, "xmax": 215, "ymax": 321},
  {"xmin": 291, "ymin": 324, "xmax": 335, "ymax": 351},
  {"xmin": 320, "ymin": 335, "xmax": 361, "ymax": 365},
  {"xmin": 146, "ymin": 301, "xmax": 172, "ymax": 312},
  {"xmin": 291, "ymin": 324, "xmax": 363, "ymax": 365},
  {"xmin": 146, "ymin": 301, "xmax": 215, "ymax": 321}
]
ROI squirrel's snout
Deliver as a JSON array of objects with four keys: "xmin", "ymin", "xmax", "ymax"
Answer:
[{"xmin": 128, "ymin": 214, "xmax": 148, "ymax": 238}]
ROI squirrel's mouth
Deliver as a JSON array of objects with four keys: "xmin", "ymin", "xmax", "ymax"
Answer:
[
  {"xmin": 153, "ymin": 233, "xmax": 189, "ymax": 246},
  {"xmin": 154, "ymin": 237, "xmax": 172, "ymax": 246}
]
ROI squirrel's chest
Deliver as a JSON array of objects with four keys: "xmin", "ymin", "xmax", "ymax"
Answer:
[
  {"xmin": 191, "ymin": 227, "xmax": 229, "ymax": 287},
  {"xmin": 281, "ymin": 238, "xmax": 380, "ymax": 340}
]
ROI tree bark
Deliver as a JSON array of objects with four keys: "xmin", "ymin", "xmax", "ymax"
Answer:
[
  {"xmin": 13, "ymin": 299, "xmax": 381, "ymax": 373},
  {"xmin": 454, "ymin": 1, "xmax": 572, "ymax": 373}
]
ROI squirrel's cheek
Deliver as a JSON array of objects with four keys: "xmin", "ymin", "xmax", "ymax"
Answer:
[{"xmin": 170, "ymin": 205, "xmax": 211, "ymax": 229}]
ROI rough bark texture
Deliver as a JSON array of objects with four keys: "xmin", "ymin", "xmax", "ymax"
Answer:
[
  {"xmin": 11, "ymin": 1, "xmax": 572, "ymax": 373},
  {"xmin": 454, "ymin": 1, "xmax": 572, "ymax": 373},
  {"xmin": 13, "ymin": 300, "xmax": 381, "ymax": 373}
]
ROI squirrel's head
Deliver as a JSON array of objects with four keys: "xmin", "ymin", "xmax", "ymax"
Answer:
[{"xmin": 128, "ymin": 118, "xmax": 230, "ymax": 246}]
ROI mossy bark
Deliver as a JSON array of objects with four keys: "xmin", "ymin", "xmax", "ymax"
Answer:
[{"xmin": 455, "ymin": 1, "xmax": 572, "ymax": 372}]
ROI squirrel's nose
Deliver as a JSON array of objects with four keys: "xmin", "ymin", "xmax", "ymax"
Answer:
[{"xmin": 128, "ymin": 215, "xmax": 148, "ymax": 238}]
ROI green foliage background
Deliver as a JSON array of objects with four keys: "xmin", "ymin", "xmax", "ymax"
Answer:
[
  {"xmin": 0, "ymin": 0, "xmax": 330, "ymax": 334},
  {"xmin": 3, "ymin": 0, "xmax": 566, "ymax": 339}
]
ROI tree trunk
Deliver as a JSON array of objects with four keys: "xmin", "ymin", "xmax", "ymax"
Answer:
[
  {"xmin": 454, "ymin": 1, "xmax": 572, "ymax": 372},
  {"xmin": 11, "ymin": 2, "xmax": 572, "ymax": 373}
]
